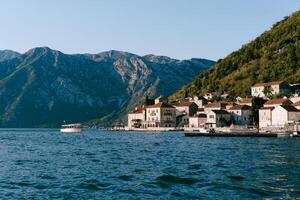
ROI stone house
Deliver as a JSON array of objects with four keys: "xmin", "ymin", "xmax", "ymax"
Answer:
[
  {"xmin": 143, "ymin": 102, "xmax": 176, "ymax": 128},
  {"xmin": 174, "ymin": 102, "xmax": 198, "ymax": 116},
  {"xmin": 128, "ymin": 107, "xmax": 145, "ymax": 128},
  {"xmin": 271, "ymin": 105, "xmax": 300, "ymax": 127},
  {"xmin": 251, "ymin": 81, "xmax": 290, "ymax": 98},
  {"xmin": 206, "ymin": 110, "xmax": 231, "ymax": 128},
  {"xmin": 228, "ymin": 104, "xmax": 251, "ymax": 125},
  {"xmin": 189, "ymin": 113, "xmax": 207, "ymax": 128},
  {"xmin": 259, "ymin": 107, "xmax": 274, "ymax": 128}
]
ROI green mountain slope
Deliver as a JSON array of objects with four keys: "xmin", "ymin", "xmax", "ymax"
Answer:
[{"xmin": 170, "ymin": 10, "xmax": 300, "ymax": 100}]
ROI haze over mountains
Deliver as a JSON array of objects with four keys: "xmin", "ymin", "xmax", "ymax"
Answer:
[{"xmin": 0, "ymin": 47, "xmax": 214, "ymax": 127}]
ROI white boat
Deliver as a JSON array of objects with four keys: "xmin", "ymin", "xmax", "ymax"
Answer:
[
  {"xmin": 192, "ymin": 128, "xmax": 215, "ymax": 134},
  {"xmin": 60, "ymin": 123, "xmax": 82, "ymax": 133}
]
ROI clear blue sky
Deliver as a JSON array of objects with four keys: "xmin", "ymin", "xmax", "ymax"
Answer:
[{"xmin": 0, "ymin": 0, "xmax": 299, "ymax": 60}]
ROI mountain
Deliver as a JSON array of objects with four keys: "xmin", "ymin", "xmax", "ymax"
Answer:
[
  {"xmin": 0, "ymin": 50, "xmax": 21, "ymax": 62},
  {"xmin": 0, "ymin": 47, "xmax": 214, "ymax": 127},
  {"xmin": 170, "ymin": 10, "xmax": 300, "ymax": 101}
]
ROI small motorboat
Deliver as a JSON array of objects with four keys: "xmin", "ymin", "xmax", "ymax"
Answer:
[
  {"xmin": 192, "ymin": 128, "xmax": 215, "ymax": 134},
  {"xmin": 60, "ymin": 123, "xmax": 82, "ymax": 133}
]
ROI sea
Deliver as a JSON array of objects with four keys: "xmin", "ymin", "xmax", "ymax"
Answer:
[{"xmin": 0, "ymin": 129, "xmax": 299, "ymax": 199}]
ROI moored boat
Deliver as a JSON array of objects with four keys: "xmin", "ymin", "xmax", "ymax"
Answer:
[{"xmin": 60, "ymin": 123, "xmax": 82, "ymax": 133}]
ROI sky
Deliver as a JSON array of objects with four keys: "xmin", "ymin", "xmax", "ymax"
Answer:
[{"xmin": 0, "ymin": 0, "xmax": 299, "ymax": 60}]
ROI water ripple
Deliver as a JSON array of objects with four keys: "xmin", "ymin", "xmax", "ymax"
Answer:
[{"xmin": 0, "ymin": 129, "xmax": 299, "ymax": 199}]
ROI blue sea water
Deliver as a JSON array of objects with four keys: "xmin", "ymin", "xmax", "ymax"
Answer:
[{"xmin": 0, "ymin": 129, "xmax": 299, "ymax": 199}]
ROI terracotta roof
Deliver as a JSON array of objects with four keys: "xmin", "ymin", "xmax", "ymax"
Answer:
[
  {"xmin": 252, "ymin": 81, "xmax": 283, "ymax": 87},
  {"xmin": 174, "ymin": 102, "xmax": 196, "ymax": 107},
  {"xmin": 228, "ymin": 104, "xmax": 251, "ymax": 110},
  {"xmin": 204, "ymin": 102, "xmax": 227, "ymax": 108},
  {"xmin": 264, "ymin": 98, "xmax": 292, "ymax": 106},
  {"xmin": 211, "ymin": 110, "xmax": 229, "ymax": 114},
  {"xmin": 280, "ymin": 105, "xmax": 300, "ymax": 112},
  {"xmin": 146, "ymin": 102, "xmax": 174, "ymax": 109},
  {"xmin": 259, "ymin": 107, "xmax": 274, "ymax": 110},
  {"xmin": 129, "ymin": 107, "xmax": 144, "ymax": 114},
  {"xmin": 293, "ymin": 101, "xmax": 300, "ymax": 106}
]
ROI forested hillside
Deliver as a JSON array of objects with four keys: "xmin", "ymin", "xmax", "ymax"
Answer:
[{"xmin": 170, "ymin": 10, "xmax": 300, "ymax": 100}]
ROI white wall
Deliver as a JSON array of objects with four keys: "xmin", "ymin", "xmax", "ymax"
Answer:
[
  {"xmin": 271, "ymin": 106, "xmax": 288, "ymax": 126},
  {"xmin": 128, "ymin": 112, "xmax": 144, "ymax": 128},
  {"xmin": 259, "ymin": 109, "xmax": 272, "ymax": 128}
]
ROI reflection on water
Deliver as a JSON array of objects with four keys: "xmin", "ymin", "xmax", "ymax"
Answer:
[{"xmin": 0, "ymin": 129, "xmax": 299, "ymax": 199}]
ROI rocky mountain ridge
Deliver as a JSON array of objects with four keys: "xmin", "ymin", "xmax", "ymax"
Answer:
[{"xmin": 0, "ymin": 47, "xmax": 214, "ymax": 127}]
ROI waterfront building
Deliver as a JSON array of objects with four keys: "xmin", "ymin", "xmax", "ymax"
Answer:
[
  {"xmin": 259, "ymin": 107, "xmax": 274, "ymax": 128},
  {"xmin": 128, "ymin": 107, "xmax": 145, "ymax": 128},
  {"xmin": 206, "ymin": 110, "xmax": 231, "ymax": 128},
  {"xmin": 189, "ymin": 114, "xmax": 207, "ymax": 128},
  {"xmin": 174, "ymin": 102, "xmax": 198, "ymax": 116},
  {"xmin": 251, "ymin": 81, "xmax": 290, "ymax": 98},
  {"xmin": 228, "ymin": 104, "xmax": 251, "ymax": 125},
  {"xmin": 271, "ymin": 105, "xmax": 300, "ymax": 126},
  {"xmin": 143, "ymin": 102, "xmax": 176, "ymax": 128},
  {"xmin": 174, "ymin": 102, "xmax": 198, "ymax": 127}
]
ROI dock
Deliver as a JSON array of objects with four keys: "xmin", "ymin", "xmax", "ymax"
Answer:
[{"xmin": 185, "ymin": 132, "xmax": 283, "ymax": 137}]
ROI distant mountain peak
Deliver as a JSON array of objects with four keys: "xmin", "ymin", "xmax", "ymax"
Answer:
[
  {"xmin": 143, "ymin": 54, "xmax": 176, "ymax": 64},
  {"xmin": 0, "ymin": 50, "xmax": 21, "ymax": 62}
]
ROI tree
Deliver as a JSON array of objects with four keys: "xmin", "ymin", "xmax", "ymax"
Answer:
[
  {"xmin": 263, "ymin": 86, "xmax": 273, "ymax": 99},
  {"xmin": 250, "ymin": 97, "xmax": 267, "ymax": 126}
]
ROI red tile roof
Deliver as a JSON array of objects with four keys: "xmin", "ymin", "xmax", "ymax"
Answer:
[
  {"xmin": 228, "ymin": 104, "xmax": 251, "ymax": 110},
  {"xmin": 293, "ymin": 101, "xmax": 300, "ymax": 106},
  {"xmin": 264, "ymin": 98, "xmax": 292, "ymax": 106},
  {"xmin": 204, "ymin": 102, "xmax": 227, "ymax": 108},
  {"xmin": 129, "ymin": 107, "xmax": 144, "ymax": 114}
]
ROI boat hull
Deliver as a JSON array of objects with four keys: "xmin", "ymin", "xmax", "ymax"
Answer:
[{"xmin": 60, "ymin": 128, "xmax": 82, "ymax": 133}]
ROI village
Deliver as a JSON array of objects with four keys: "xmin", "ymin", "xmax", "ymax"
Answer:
[{"xmin": 127, "ymin": 81, "xmax": 300, "ymax": 135}]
